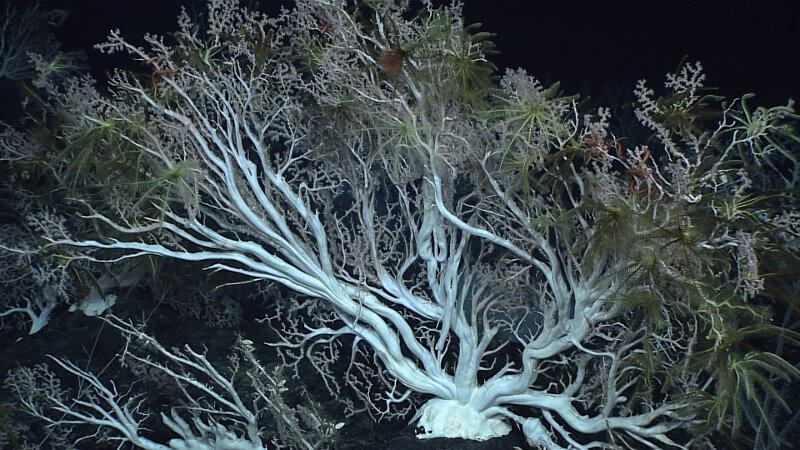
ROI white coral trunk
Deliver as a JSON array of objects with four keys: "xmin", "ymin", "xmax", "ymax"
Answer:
[{"xmin": 415, "ymin": 398, "xmax": 511, "ymax": 441}]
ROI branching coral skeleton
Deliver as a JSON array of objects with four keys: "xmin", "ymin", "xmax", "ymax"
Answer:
[{"xmin": 2, "ymin": 0, "xmax": 798, "ymax": 448}]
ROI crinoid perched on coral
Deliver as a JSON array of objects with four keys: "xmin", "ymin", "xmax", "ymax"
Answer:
[{"xmin": 1, "ymin": 1, "xmax": 798, "ymax": 449}]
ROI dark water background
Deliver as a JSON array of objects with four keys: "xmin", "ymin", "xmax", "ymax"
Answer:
[
  {"xmin": 42, "ymin": 0, "xmax": 800, "ymax": 106},
  {"xmin": 1, "ymin": 0, "xmax": 799, "ymax": 448}
]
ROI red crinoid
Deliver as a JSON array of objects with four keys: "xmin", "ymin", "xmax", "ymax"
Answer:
[{"xmin": 379, "ymin": 50, "xmax": 403, "ymax": 78}]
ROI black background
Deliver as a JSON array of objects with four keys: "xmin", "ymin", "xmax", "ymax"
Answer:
[{"xmin": 37, "ymin": 0, "xmax": 800, "ymax": 107}]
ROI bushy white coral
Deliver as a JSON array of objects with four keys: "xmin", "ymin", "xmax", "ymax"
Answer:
[{"xmin": 2, "ymin": 0, "xmax": 798, "ymax": 448}]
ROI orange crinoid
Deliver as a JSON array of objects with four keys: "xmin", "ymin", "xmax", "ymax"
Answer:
[{"xmin": 379, "ymin": 50, "xmax": 403, "ymax": 78}]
